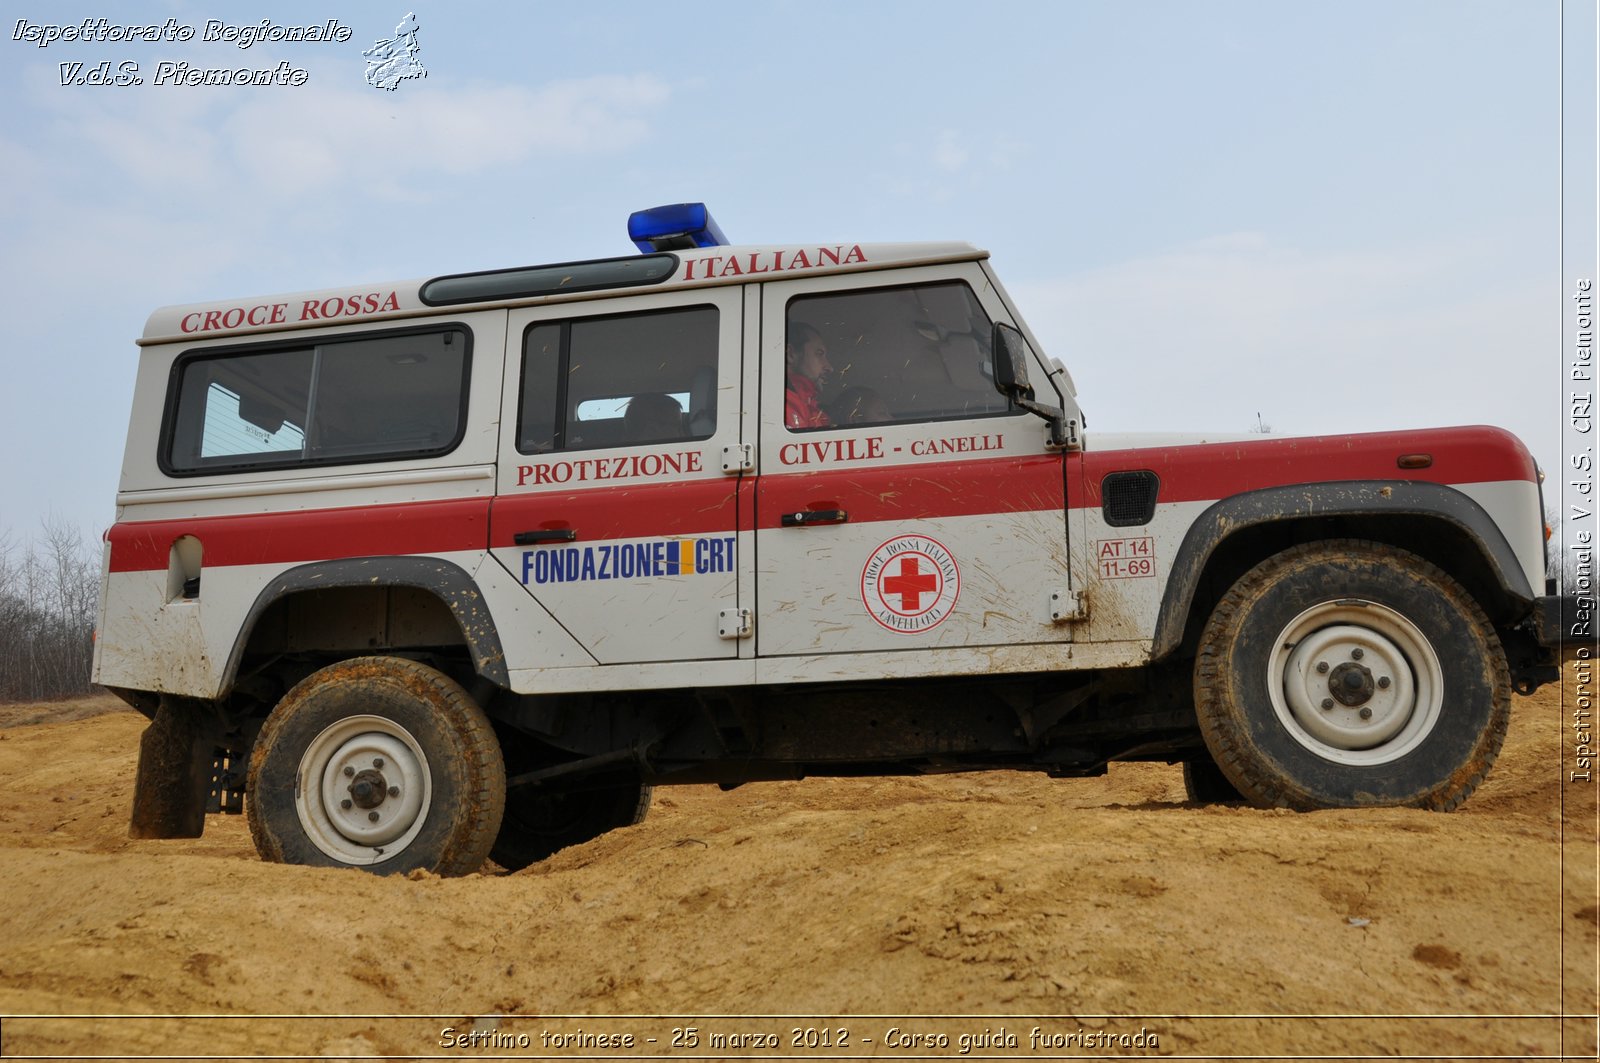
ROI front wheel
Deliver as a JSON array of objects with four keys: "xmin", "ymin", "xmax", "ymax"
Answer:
[
  {"xmin": 1193, "ymin": 540, "xmax": 1510, "ymax": 811},
  {"xmin": 247, "ymin": 657, "xmax": 505, "ymax": 875}
]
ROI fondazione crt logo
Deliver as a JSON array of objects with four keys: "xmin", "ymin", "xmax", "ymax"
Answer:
[{"xmin": 11, "ymin": 13, "xmax": 427, "ymax": 90}]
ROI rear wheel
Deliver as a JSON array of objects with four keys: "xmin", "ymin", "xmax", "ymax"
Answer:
[
  {"xmin": 247, "ymin": 657, "xmax": 505, "ymax": 875},
  {"xmin": 1193, "ymin": 540, "xmax": 1509, "ymax": 811}
]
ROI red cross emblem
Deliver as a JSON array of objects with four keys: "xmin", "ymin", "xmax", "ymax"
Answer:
[
  {"xmin": 880, "ymin": 555, "xmax": 940, "ymax": 612},
  {"xmin": 861, "ymin": 535, "xmax": 961, "ymax": 634}
]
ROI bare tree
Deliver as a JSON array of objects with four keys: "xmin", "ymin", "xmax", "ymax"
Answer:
[{"xmin": 0, "ymin": 518, "xmax": 100, "ymax": 702}]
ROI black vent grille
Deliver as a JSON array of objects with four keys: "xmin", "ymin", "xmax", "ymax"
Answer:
[{"xmin": 1102, "ymin": 470, "xmax": 1160, "ymax": 527}]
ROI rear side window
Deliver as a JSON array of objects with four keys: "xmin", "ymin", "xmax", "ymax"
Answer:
[
  {"xmin": 164, "ymin": 326, "xmax": 470, "ymax": 474},
  {"xmin": 518, "ymin": 304, "xmax": 718, "ymax": 453}
]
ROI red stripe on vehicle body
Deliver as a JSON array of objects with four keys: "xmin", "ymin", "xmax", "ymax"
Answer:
[
  {"xmin": 488, "ymin": 478, "xmax": 740, "ymax": 546},
  {"xmin": 757, "ymin": 454, "xmax": 1065, "ymax": 529},
  {"xmin": 757, "ymin": 425, "xmax": 1534, "ymax": 529},
  {"xmin": 109, "ymin": 482, "xmax": 744, "ymax": 574},
  {"xmin": 106, "ymin": 426, "xmax": 1533, "ymax": 573},
  {"xmin": 108, "ymin": 498, "xmax": 491, "ymax": 573},
  {"xmin": 1079, "ymin": 425, "xmax": 1535, "ymax": 506}
]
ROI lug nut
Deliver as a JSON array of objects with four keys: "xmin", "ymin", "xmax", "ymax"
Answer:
[
  {"xmin": 1359, "ymin": 707, "xmax": 1373, "ymax": 720},
  {"xmin": 1316, "ymin": 662, "xmax": 1330, "ymax": 674},
  {"xmin": 373, "ymin": 758, "xmax": 385, "ymax": 769},
  {"xmin": 1377, "ymin": 676, "xmax": 1391, "ymax": 689},
  {"xmin": 340, "ymin": 799, "xmax": 352, "ymax": 810},
  {"xmin": 1351, "ymin": 648, "xmax": 1364, "ymax": 660},
  {"xmin": 1321, "ymin": 698, "xmax": 1334, "ymax": 710},
  {"xmin": 368, "ymin": 811, "xmax": 380, "ymax": 822},
  {"xmin": 388, "ymin": 786, "xmax": 400, "ymax": 797},
  {"xmin": 343, "ymin": 766, "xmax": 355, "ymax": 777}
]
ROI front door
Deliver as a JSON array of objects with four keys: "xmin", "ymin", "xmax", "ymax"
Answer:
[{"xmin": 755, "ymin": 264, "xmax": 1073, "ymax": 658}]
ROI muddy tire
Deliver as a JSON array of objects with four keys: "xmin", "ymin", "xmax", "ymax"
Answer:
[
  {"xmin": 1181, "ymin": 755, "xmax": 1245, "ymax": 803},
  {"xmin": 1193, "ymin": 540, "xmax": 1509, "ymax": 811},
  {"xmin": 490, "ymin": 778, "xmax": 652, "ymax": 872},
  {"xmin": 247, "ymin": 657, "xmax": 505, "ymax": 876}
]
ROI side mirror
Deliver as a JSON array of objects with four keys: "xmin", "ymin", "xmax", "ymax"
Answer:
[
  {"xmin": 992, "ymin": 323, "xmax": 1035, "ymax": 401},
  {"xmin": 992, "ymin": 322, "xmax": 1074, "ymax": 449}
]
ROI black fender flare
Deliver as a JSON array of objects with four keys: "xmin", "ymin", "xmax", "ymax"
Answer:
[
  {"xmin": 221, "ymin": 556, "xmax": 509, "ymax": 693},
  {"xmin": 1151, "ymin": 480, "xmax": 1535, "ymax": 661}
]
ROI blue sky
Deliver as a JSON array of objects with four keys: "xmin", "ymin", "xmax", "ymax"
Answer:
[{"xmin": 0, "ymin": 1, "xmax": 1591, "ymax": 539}]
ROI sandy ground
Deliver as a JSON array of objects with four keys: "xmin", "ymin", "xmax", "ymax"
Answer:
[{"xmin": 0, "ymin": 667, "xmax": 1595, "ymax": 1063}]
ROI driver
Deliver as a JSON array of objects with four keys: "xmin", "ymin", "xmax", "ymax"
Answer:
[{"xmin": 784, "ymin": 322, "xmax": 832, "ymax": 428}]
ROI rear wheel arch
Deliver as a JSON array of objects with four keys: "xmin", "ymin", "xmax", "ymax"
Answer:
[
  {"xmin": 1152, "ymin": 481, "xmax": 1533, "ymax": 663},
  {"xmin": 221, "ymin": 557, "xmax": 509, "ymax": 699}
]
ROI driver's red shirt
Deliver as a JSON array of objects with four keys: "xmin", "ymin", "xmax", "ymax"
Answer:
[{"xmin": 785, "ymin": 371, "xmax": 829, "ymax": 428}]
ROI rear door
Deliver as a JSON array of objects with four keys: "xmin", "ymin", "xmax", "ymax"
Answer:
[
  {"xmin": 489, "ymin": 287, "xmax": 745, "ymax": 664},
  {"xmin": 755, "ymin": 264, "xmax": 1074, "ymax": 657}
]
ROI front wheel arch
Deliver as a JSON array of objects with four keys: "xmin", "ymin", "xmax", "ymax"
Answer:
[{"xmin": 1152, "ymin": 482, "xmax": 1535, "ymax": 663}]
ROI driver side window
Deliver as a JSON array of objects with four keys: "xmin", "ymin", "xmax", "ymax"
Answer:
[{"xmin": 783, "ymin": 281, "xmax": 1009, "ymax": 432}]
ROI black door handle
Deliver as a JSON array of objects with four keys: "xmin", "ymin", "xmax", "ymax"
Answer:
[
  {"xmin": 514, "ymin": 528, "xmax": 578, "ymax": 545},
  {"xmin": 780, "ymin": 509, "xmax": 849, "ymax": 527}
]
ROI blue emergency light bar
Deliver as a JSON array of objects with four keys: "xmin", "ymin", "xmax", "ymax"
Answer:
[{"xmin": 628, "ymin": 202, "xmax": 728, "ymax": 253}]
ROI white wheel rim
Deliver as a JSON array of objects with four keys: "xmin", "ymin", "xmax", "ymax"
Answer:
[
  {"xmin": 1268, "ymin": 599, "xmax": 1443, "ymax": 766},
  {"xmin": 295, "ymin": 714, "xmax": 432, "ymax": 864}
]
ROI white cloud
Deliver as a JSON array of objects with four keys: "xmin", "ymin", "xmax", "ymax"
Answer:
[
  {"xmin": 887, "ymin": 128, "xmax": 1029, "ymax": 205},
  {"xmin": 1, "ymin": 67, "xmax": 677, "ymax": 314},
  {"xmin": 933, "ymin": 129, "xmax": 968, "ymax": 172},
  {"xmin": 222, "ymin": 73, "xmax": 672, "ymax": 198},
  {"xmin": 1010, "ymin": 232, "xmax": 1560, "ymax": 473},
  {"xmin": 0, "ymin": 66, "xmax": 679, "ymax": 533},
  {"xmin": 20, "ymin": 63, "xmax": 673, "ymax": 208},
  {"xmin": 0, "ymin": 132, "xmax": 56, "ymax": 212}
]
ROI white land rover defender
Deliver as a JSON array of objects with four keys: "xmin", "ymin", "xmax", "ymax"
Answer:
[{"xmin": 95, "ymin": 204, "xmax": 1568, "ymax": 875}]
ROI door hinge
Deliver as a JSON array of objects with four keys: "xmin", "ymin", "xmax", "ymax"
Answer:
[
  {"xmin": 1050, "ymin": 589, "xmax": 1087, "ymax": 623},
  {"xmin": 718, "ymin": 607, "xmax": 753, "ymax": 639},
  {"xmin": 722, "ymin": 443, "xmax": 754, "ymax": 474}
]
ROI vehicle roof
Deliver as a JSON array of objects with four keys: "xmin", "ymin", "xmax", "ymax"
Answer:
[{"xmin": 140, "ymin": 240, "xmax": 987, "ymax": 345}]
